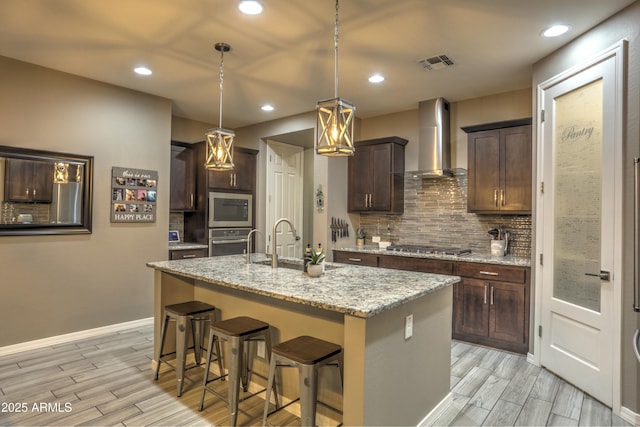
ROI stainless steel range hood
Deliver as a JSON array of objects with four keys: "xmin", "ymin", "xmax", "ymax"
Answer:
[{"xmin": 408, "ymin": 97, "xmax": 454, "ymax": 177}]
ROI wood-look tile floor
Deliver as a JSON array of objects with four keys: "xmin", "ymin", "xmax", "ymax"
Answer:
[{"xmin": 0, "ymin": 323, "xmax": 633, "ymax": 427}]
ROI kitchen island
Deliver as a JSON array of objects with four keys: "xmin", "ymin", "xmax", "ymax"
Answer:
[{"xmin": 147, "ymin": 254, "xmax": 460, "ymax": 426}]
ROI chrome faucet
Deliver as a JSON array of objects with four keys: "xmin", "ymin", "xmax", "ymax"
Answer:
[
  {"xmin": 272, "ymin": 218, "xmax": 298, "ymax": 268},
  {"xmin": 246, "ymin": 229, "xmax": 261, "ymax": 264}
]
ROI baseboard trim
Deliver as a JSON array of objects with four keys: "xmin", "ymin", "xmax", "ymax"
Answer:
[
  {"xmin": 619, "ymin": 406, "xmax": 640, "ymax": 426},
  {"xmin": 418, "ymin": 392, "xmax": 453, "ymax": 426},
  {"xmin": 0, "ymin": 317, "xmax": 154, "ymax": 357}
]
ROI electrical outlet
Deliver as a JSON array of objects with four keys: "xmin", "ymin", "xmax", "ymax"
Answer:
[
  {"xmin": 372, "ymin": 236, "xmax": 381, "ymax": 243},
  {"xmin": 405, "ymin": 314, "xmax": 413, "ymax": 340},
  {"xmin": 257, "ymin": 340, "xmax": 266, "ymax": 359}
]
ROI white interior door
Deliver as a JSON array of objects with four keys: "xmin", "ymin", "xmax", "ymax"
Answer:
[
  {"xmin": 266, "ymin": 141, "xmax": 303, "ymax": 257},
  {"xmin": 538, "ymin": 51, "xmax": 621, "ymax": 406}
]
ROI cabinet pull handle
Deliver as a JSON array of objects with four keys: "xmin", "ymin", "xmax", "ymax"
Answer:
[
  {"xmin": 364, "ymin": 194, "xmax": 368, "ymax": 207},
  {"xmin": 490, "ymin": 286, "xmax": 494, "ymax": 305},
  {"xmin": 479, "ymin": 271, "xmax": 499, "ymax": 276},
  {"xmin": 484, "ymin": 284, "xmax": 488, "ymax": 304},
  {"xmin": 501, "ymin": 189, "xmax": 505, "ymax": 206},
  {"xmin": 233, "ymin": 174, "xmax": 237, "ymax": 187},
  {"xmin": 33, "ymin": 189, "xmax": 36, "ymax": 197},
  {"xmin": 494, "ymin": 189, "xmax": 498, "ymax": 207},
  {"xmin": 190, "ymin": 194, "xmax": 194, "ymax": 208},
  {"xmin": 229, "ymin": 174, "xmax": 233, "ymax": 186},
  {"xmin": 182, "ymin": 254, "xmax": 197, "ymax": 258},
  {"xmin": 25, "ymin": 188, "xmax": 30, "ymax": 196},
  {"xmin": 368, "ymin": 194, "xmax": 371, "ymax": 207},
  {"xmin": 369, "ymin": 193, "xmax": 373, "ymax": 208},
  {"xmin": 348, "ymin": 258, "xmax": 362, "ymax": 262}
]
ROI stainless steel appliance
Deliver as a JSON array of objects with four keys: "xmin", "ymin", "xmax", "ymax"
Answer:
[
  {"xmin": 386, "ymin": 244, "xmax": 471, "ymax": 256},
  {"xmin": 51, "ymin": 181, "xmax": 82, "ymax": 224},
  {"xmin": 208, "ymin": 192, "xmax": 252, "ymax": 228},
  {"xmin": 209, "ymin": 227, "xmax": 251, "ymax": 257}
]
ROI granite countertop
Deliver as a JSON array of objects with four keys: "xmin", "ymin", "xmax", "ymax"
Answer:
[
  {"xmin": 168, "ymin": 242, "xmax": 209, "ymax": 251},
  {"xmin": 334, "ymin": 246, "xmax": 532, "ymax": 267},
  {"xmin": 147, "ymin": 253, "xmax": 459, "ymax": 318}
]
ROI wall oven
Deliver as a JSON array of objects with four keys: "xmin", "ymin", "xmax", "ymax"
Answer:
[
  {"xmin": 208, "ymin": 192, "xmax": 252, "ymax": 228},
  {"xmin": 209, "ymin": 228, "xmax": 250, "ymax": 257}
]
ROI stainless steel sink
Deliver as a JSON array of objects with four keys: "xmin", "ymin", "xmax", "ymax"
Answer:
[{"xmin": 255, "ymin": 259, "xmax": 340, "ymax": 271}]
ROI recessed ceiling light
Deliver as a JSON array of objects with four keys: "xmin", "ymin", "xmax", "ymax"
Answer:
[
  {"xmin": 134, "ymin": 66, "xmax": 152, "ymax": 76},
  {"xmin": 239, "ymin": 0, "xmax": 263, "ymax": 15},
  {"xmin": 542, "ymin": 24, "xmax": 570, "ymax": 38},
  {"xmin": 368, "ymin": 74, "xmax": 385, "ymax": 83},
  {"xmin": 261, "ymin": 104, "xmax": 274, "ymax": 112}
]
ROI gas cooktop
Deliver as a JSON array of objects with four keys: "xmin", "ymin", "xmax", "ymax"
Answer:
[{"xmin": 385, "ymin": 244, "xmax": 472, "ymax": 256}]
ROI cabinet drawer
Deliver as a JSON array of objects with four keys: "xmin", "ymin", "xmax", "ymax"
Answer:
[
  {"xmin": 378, "ymin": 255, "xmax": 454, "ymax": 275},
  {"xmin": 457, "ymin": 262, "xmax": 527, "ymax": 284},
  {"xmin": 169, "ymin": 248, "xmax": 208, "ymax": 260},
  {"xmin": 333, "ymin": 251, "xmax": 378, "ymax": 267}
]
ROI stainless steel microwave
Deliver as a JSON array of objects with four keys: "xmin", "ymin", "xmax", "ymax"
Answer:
[{"xmin": 208, "ymin": 192, "xmax": 252, "ymax": 228}]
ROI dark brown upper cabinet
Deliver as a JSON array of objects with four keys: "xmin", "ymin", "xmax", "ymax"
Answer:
[
  {"xmin": 463, "ymin": 119, "xmax": 532, "ymax": 214},
  {"xmin": 208, "ymin": 147, "xmax": 257, "ymax": 192},
  {"xmin": 170, "ymin": 142, "xmax": 196, "ymax": 211},
  {"xmin": 348, "ymin": 136, "xmax": 407, "ymax": 214}
]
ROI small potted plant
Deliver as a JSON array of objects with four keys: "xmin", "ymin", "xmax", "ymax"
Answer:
[
  {"xmin": 356, "ymin": 227, "xmax": 366, "ymax": 247},
  {"xmin": 305, "ymin": 248, "xmax": 325, "ymax": 277}
]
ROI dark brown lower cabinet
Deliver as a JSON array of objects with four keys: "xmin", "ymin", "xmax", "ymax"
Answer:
[
  {"xmin": 453, "ymin": 263, "xmax": 529, "ymax": 354},
  {"xmin": 169, "ymin": 248, "xmax": 208, "ymax": 260}
]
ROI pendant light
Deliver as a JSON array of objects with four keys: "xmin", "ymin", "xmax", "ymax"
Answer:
[
  {"xmin": 205, "ymin": 43, "xmax": 235, "ymax": 171},
  {"xmin": 315, "ymin": 0, "xmax": 356, "ymax": 156}
]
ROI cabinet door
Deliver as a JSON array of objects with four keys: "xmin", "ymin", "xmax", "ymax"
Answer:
[
  {"xmin": 455, "ymin": 277, "xmax": 490, "ymax": 337},
  {"xmin": 232, "ymin": 150, "xmax": 256, "ymax": 192},
  {"xmin": 170, "ymin": 145, "xmax": 196, "ymax": 211},
  {"xmin": 208, "ymin": 149, "xmax": 256, "ymax": 191},
  {"xmin": 348, "ymin": 145, "xmax": 372, "ymax": 211},
  {"xmin": 5, "ymin": 158, "xmax": 33, "ymax": 202},
  {"xmin": 467, "ymin": 130, "xmax": 500, "ymax": 212},
  {"xmin": 370, "ymin": 144, "xmax": 392, "ymax": 211},
  {"xmin": 489, "ymin": 281, "xmax": 526, "ymax": 345},
  {"xmin": 4, "ymin": 159, "xmax": 53, "ymax": 202},
  {"xmin": 500, "ymin": 125, "xmax": 532, "ymax": 212}
]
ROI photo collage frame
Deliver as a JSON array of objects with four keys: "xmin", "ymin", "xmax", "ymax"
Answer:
[{"xmin": 111, "ymin": 167, "xmax": 158, "ymax": 223}]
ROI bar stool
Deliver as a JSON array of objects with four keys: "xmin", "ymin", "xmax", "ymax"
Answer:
[
  {"xmin": 199, "ymin": 316, "xmax": 278, "ymax": 427},
  {"xmin": 262, "ymin": 335, "xmax": 343, "ymax": 427},
  {"xmin": 154, "ymin": 301, "xmax": 223, "ymax": 397}
]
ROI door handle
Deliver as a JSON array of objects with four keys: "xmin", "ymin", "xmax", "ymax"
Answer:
[{"xmin": 585, "ymin": 270, "xmax": 610, "ymax": 281}]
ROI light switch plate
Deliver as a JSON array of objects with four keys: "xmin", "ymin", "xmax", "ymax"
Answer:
[{"xmin": 405, "ymin": 314, "xmax": 413, "ymax": 340}]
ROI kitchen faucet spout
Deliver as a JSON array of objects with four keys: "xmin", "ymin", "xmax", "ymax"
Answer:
[
  {"xmin": 272, "ymin": 218, "xmax": 298, "ymax": 268},
  {"xmin": 246, "ymin": 229, "xmax": 261, "ymax": 264}
]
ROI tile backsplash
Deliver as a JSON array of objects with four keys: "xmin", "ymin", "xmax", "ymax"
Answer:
[{"xmin": 358, "ymin": 175, "xmax": 532, "ymax": 258}]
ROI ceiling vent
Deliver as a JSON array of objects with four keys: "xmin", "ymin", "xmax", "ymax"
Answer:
[{"xmin": 418, "ymin": 54, "xmax": 454, "ymax": 71}]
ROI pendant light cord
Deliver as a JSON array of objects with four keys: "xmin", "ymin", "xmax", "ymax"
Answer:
[
  {"xmin": 218, "ymin": 47, "xmax": 225, "ymax": 129},
  {"xmin": 334, "ymin": 0, "xmax": 339, "ymax": 99}
]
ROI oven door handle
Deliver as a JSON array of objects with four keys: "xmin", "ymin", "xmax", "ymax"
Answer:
[{"xmin": 210, "ymin": 239, "xmax": 248, "ymax": 244}]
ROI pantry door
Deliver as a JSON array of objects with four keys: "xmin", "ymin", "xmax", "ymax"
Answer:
[{"xmin": 538, "ymin": 43, "xmax": 624, "ymax": 407}]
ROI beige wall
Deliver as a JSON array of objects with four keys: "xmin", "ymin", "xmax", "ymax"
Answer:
[
  {"xmin": 359, "ymin": 89, "xmax": 532, "ymax": 171},
  {"xmin": 0, "ymin": 56, "xmax": 171, "ymax": 347},
  {"xmin": 532, "ymin": 1, "xmax": 640, "ymax": 413}
]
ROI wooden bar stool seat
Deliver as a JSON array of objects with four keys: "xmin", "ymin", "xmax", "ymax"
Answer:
[
  {"xmin": 154, "ymin": 300, "xmax": 223, "ymax": 397},
  {"xmin": 263, "ymin": 335, "xmax": 343, "ymax": 427},
  {"xmin": 199, "ymin": 316, "xmax": 278, "ymax": 427}
]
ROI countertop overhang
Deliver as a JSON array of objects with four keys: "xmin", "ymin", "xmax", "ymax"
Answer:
[{"xmin": 147, "ymin": 253, "xmax": 459, "ymax": 318}]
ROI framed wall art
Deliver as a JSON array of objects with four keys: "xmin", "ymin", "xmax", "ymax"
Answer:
[{"xmin": 111, "ymin": 167, "xmax": 158, "ymax": 223}]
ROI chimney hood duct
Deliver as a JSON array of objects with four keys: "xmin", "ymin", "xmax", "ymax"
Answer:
[{"xmin": 410, "ymin": 97, "xmax": 453, "ymax": 177}]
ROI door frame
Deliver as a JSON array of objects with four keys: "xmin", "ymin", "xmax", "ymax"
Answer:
[{"xmin": 533, "ymin": 40, "xmax": 625, "ymax": 411}]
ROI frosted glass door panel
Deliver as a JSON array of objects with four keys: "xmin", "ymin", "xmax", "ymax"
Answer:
[{"xmin": 552, "ymin": 79, "xmax": 603, "ymax": 312}]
